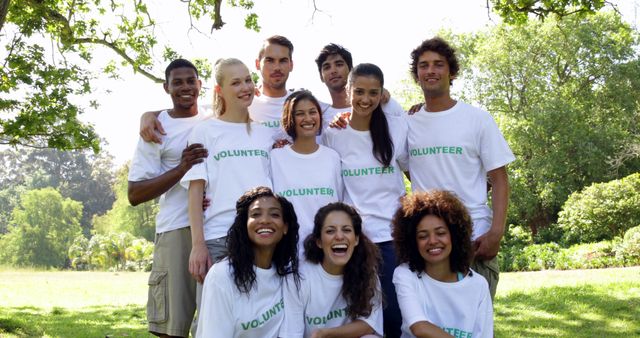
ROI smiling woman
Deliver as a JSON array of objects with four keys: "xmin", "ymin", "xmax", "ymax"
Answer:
[
  {"xmin": 391, "ymin": 190, "xmax": 493, "ymax": 338},
  {"xmin": 195, "ymin": 186, "xmax": 300, "ymax": 338},
  {"xmin": 270, "ymin": 90, "xmax": 344, "ymax": 252},
  {"xmin": 280, "ymin": 202, "xmax": 383, "ymax": 338},
  {"xmin": 321, "ymin": 63, "xmax": 409, "ymax": 337}
]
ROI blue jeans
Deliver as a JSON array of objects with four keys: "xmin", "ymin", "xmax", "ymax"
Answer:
[{"xmin": 377, "ymin": 241, "xmax": 401, "ymax": 338}]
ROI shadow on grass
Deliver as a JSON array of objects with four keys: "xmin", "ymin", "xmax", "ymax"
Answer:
[
  {"xmin": 0, "ymin": 304, "xmax": 148, "ymax": 337},
  {"xmin": 495, "ymin": 282, "xmax": 640, "ymax": 337}
]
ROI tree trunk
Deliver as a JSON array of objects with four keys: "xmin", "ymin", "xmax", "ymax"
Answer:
[{"xmin": 0, "ymin": 0, "xmax": 10, "ymax": 33}]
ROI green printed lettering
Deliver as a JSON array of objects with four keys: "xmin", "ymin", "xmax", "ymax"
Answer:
[
  {"xmin": 241, "ymin": 322, "xmax": 251, "ymax": 330},
  {"xmin": 332, "ymin": 309, "xmax": 343, "ymax": 319},
  {"xmin": 410, "ymin": 146, "xmax": 463, "ymax": 157},
  {"xmin": 262, "ymin": 120, "xmax": 280, "ymax": 128},
  {"xmin": 341, "ymin": 166, "xmax": 396, "ymax": 177}
]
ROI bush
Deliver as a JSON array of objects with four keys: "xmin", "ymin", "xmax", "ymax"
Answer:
[
  {"xmin": 68, "ymin": 232, "xmax": 153, "ymax": 271},
  {"xmin": 555, "ymin": 240, "xmax": 622, "ymax": 270},
  {"xmin": 616, "ymin": 225, "xmax": 640, "ymax": 265},
  {"xmin": 499, "ymin": 225, "xmax": 532, "ymax": 271},
  {"xmin": 504, "ymin": 242, "xmax": 561, "ymax": 271},
  {"xmin": 557, "ymin": 173, "xmax": 640, "ymax": 245},
  {"xmin": 500, "ymin": 226, "xmax": 640, "ymax": 272}
]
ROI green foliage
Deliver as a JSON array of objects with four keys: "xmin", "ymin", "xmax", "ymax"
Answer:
[
  {"xmin": 555, "ymin": 240, "xmax": 622, "ymax": 269},
  {"xmin": 92, "ymin": 163, "xmax": 157, "ymax": 241},
  {"xmin": 1, "ymin": 0, "xmax": 251, "ymax": 151},
  {"xmin": 0, "ymin": 148, "xmax": 116, "ymax": 234},
  {"xmin": 517, "ymin": 242, "xmax": 562, "ymax": 271},
  {"xmin": 501, "ymin": 225, "xmax": 640, "ymax": 271},
  {"xmin": 616, "ymin": 225, "xmax": 640, "ymax": 265},
  {"xmin": 0, "ymin": 36, "xmax": 99, "ymax": 151},
  {"xmin": 68, "ymin": 232, "xmax": 153, "ymax": 271},
  {"xmin": 491, "ymin": 0, "xmax": 606, "ymax": 24},
  {"xmin": 0, "ymin": 188, "xmax": 82, "ymax": 268},
  {"xmin": 558, "ymin": 173, "xmax": 640, "ymax": 245},
  {"xmin": 455, "ymin": 12, "xmax": 640, "ymax": 232},
  {"xmin": 391, "ymin": 77, "xmax": 423, "ymax": 111},
  {"xmin": 499, "ymin": 224, "xmax": 534, "ymax": 271}
]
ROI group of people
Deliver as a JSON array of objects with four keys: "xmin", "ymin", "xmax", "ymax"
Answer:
[{"xmin": 128, "ymin": 35, "xmax": 514, "ymax": 338}]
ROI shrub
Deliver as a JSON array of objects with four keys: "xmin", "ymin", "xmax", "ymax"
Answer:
[
  {"xmin": 68, "ymin": 232, "xmax": 153, "ymax": 271},
  {"xmin": 555, "ymin": 240, "xmax": 621, "ymax": 270},
  {"xmin": 616, "ymin": 225, "xmax": 640, "ymax": 265},
  {"xmin": 506, "ymin": 242, "xmax": 561, "ymax": 271},
  {"xmin": 557, "ymin": 173, "xmax": 640, "ymax": 245},
  {"xmin": 499, "ymin": 225, "xmax": 532, "ymax": 271}
]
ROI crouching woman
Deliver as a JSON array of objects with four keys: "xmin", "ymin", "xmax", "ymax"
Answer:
[
  {"xmin": 281, "ymin": 202, "xmax": 383, "ymax": 338},
  {"xmin": 392, "ymin": 190, "xmax": 493, "ymax": 338},
  {"xmin": 196, "ymin": 187, "xmax": 300, "ymax": 338}
]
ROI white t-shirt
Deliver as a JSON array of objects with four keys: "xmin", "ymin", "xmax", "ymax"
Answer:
[
  {"xmin": 406, "ymin": 101, "xmax": 515, "ymax": 239},
  {"xmin": 196, "ymin": 259, "xmax": 284, "ymax": 338},
  {"xmin": 181, "ymin": 119, "xmax": 273, "ymax": 240},
  {"xmin": 280, "ymin": 261, "xmax": 383, "ymax": 338},
  {"xmin": 128, "ymin": 109, "xmax": 207, "ymax": 234},
  {"xmin": 249, "ymin": 92, "xmax": 293, "ymax": 140},
  {"xmin": 322, "ymin": 115, "xmax": 409, "ymax": 243},
  {"xmin": 270, "ymin": 145, "xmax": 343, "ymax": 249},
  {"xmin": 393, "ymin": 264, "xmax": 493, "ymax": 338}
]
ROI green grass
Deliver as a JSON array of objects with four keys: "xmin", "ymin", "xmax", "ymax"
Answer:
[
  {"xmin": 0, "ymin": 267, "xmax": 638, "ymax": 337},
  {"xmin": 0, "ymin": 270, "xmax": 148, "ymax": 337},
  {"xmin": 495, "ymin": 267, "xmax": 640, "ymax": 337}
]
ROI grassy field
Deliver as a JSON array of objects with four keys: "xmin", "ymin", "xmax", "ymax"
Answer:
[{"xmin": 0, "ymin": 267, "xmax": 638, "ymax": 337}]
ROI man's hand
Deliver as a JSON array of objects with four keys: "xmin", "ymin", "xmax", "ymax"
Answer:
[
  {"xmin": 189, "ymin": 243, "xmax": 212, "ymax": 283},
  {"xmin": 272, "ymin": 139, "xmax": 291, "ymax": 149},
  {"xmin": 407, "ymin": 102, "xmax": 423, "ymax": 115},
  {"xmin": 140, "ymin": 110, "xmax": 165, "ymax": 144},
  {"xmin": 179, "ymin": 143, "xmax": 208, "ymax": 174},
  {"xmin": 329, "ymin": 112, "xmax": 351, "ymax": 129},
  {"xmin": 382, "ymin": 88, "xmax": 391, "ymax": 104},
  {"xmin": 202, "ymin": 195, "xmax": 211, "ymax": 211},
  {"xmin": 474, "ymin": 229, "xmax": 502, "ymax": 261}
]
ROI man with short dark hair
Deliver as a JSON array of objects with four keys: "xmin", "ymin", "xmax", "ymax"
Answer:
[
  {"xmin": 405, "ymin": 37, "xmax": 514, "ymax": 299},
  {"xmin": 250, "ymin": 35, "xmax": 296, "ymax": 139},
  {"xmin": 128, "ymin": 59, "xmax": 208, "ymax": 338}
]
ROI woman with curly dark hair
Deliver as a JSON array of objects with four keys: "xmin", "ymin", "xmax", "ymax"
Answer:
[
  {"xmin": 280, "ymin": 202, "xmax": 382, "ymax": 338},
  {"xmin": 196, "ymin": 186, "xmax": 300, "ymax": 338},
  {"xmin": 391, "ymin": 190, "xmax": 493, "ymax": 338}
]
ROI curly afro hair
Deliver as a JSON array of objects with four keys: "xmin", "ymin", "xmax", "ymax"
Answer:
[{"xmin": 392, "ymin": 190, "xmax": 473, "ymax": 276}]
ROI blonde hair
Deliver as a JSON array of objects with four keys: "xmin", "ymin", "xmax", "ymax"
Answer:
[{"xmin": 213, "ymin": 58, "xmax": 245, "ymax": 117}]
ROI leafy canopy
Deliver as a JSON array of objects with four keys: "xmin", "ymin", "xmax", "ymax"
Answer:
[{"xmin": 0, "ymin": 0, "xmax": 256, "ymax": 151}]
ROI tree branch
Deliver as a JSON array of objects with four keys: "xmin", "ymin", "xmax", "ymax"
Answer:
[
  {"xmin": 29, "ymin": 0, "xmax": 163, "ymax": 83},
  {"xmin": 211, "ymin": 0, "xmax": 224, "ymax": 31},
  {"xmin": 0, "ymin": 0, "xmax": 10, "ymax": 33},
  {"xmin": 74, "ymin": 37, "xmax": 163, "ymax": 83}
]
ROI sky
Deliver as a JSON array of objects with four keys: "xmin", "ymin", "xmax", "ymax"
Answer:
[{"xmin": 79, "ymin": 0, "xmax": 639, "ymax": 167}]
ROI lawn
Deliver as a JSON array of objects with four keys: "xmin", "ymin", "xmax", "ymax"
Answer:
[{"xmin": 0, "ymin": 267, "xmax": 638, "ymax": 337}]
